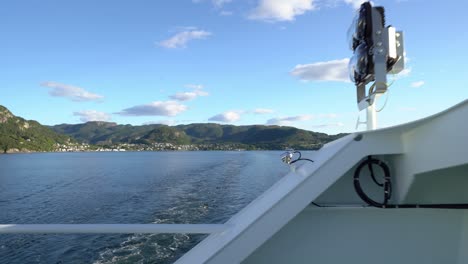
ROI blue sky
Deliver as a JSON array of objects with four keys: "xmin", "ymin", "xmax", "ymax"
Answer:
[{"xmin": 2, "ymin": 0, "xmax": 467, "ymax": 134}]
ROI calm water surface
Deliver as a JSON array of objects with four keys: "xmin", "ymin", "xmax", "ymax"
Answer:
[{"xmin": 0, "ymin": 151, "xmax": 294, "ymax": 263}]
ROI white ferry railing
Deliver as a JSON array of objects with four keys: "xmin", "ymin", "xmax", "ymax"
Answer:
[{"xmin": 0, "ymin": 224, "xmax": 227, "ymax": 234}]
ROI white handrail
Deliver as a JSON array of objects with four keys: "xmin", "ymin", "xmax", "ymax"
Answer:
[{"xmin": 0, "ymin": 224, "xmax": 228, "ymax": 234}]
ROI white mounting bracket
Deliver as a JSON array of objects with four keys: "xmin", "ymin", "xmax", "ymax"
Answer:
[{"xmin": 356, "ymin": 93, "xmax": 381, "ymax": 130}]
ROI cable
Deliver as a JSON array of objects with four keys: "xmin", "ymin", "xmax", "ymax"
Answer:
[
  {"xmin": 290, "ymin": 150, "xmax": 314, "ymax": 164},
  {"xmin": 353, "ymin": 156, "xmax": 391, "ymax": 207},
  {"xmin": 290, "ymin": 158, "xmax": 314, "ymax": 164},
  {"xmin": 366, "ymin": 156, "xmax": 383, "ymax": 186},
  {"xmin": 353, "ymin": 156, "xmax": 468, "ymax": 209},
  {"xmin": 293, "ymin": 150, "xmax": 302, "ymax": 160}
]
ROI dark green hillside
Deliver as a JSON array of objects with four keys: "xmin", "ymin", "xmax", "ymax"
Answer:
[
  {"xmin": 0, "ymin": 104, "xmax": 345, "ymax": 152},
  {"xmin": 0, "ymin": 105, "xmax": 71, "ymax": 153},
  {"xmin": 179, "ymin": 123, "xmax": 224, "ymax": 141},
  {"xmin": 51, "ymin": 122, "xmax": 191, "ymax": 145},
  {"xmin": 51, "ymin": 122, "xmax": 346, "ymax": 150},
  {"xmin": 176, "ymin": 123, "xmax": 344, "ymax": 149},
  {"xmin": 136, "ymin": 126, "xmax": 191, "ymax": 145}
]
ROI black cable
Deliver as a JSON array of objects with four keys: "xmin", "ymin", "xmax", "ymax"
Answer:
[
  {"xmin": 367, "ymin": 156, "xmax": 383, "ymax": 186},
  {"xmin": 354, "ymin": 156, "xmax": 468, "ymax": 209},
  {"xmin": 354, "ymin": 156, "xmax": 391, "ymax": 207},
  {"xmin": 289, "ymin": 151, "xmax": 314, "ymax": 164},
  {"xmin": 293, "ymin": 151, "xmax": 302, "ymax": 160},
  {"xmin": 290, "ymin": 158, "xmax": 314, "ymax": 164}
]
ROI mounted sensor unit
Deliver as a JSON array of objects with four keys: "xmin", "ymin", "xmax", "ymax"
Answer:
[{"xmin": 347, "ymin": 1, "xmax": 405, "ymax": 110}]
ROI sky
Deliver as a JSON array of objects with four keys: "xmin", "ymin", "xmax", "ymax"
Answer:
[{"xmin": 2, "ymin": 0, "xmax": 467, "ymax": 135}]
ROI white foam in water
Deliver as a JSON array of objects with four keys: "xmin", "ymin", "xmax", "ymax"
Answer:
[{"xmin": 1, "ymin": 152, "xmax": 288, "ymax": 263}]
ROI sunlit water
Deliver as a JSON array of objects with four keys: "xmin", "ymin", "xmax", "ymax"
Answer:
[{"xmin": 0, "ymin": 151, "xmax": 297, "ymax": 263}]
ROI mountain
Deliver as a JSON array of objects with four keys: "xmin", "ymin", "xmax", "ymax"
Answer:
[
  {"xmin": 0, "ymin": 105, "xmax": 346, "ymax": 152},
  {"xmin": 0, "ymin": 105, "xmax": 71, "ymax": 153},
  {"xmin": 177, "ymin": 123, "xmax": 343, "ymax": 149},
  {"xmin": 51, "ymin": 122, "xmax": 345, "ymax": 150},
  {"xmin": 50, "ymin": 122, "xmax": 190, "ymax": 145}
]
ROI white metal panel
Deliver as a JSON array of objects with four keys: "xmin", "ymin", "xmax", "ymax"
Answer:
[
  {"xmin": 176, "ymin": 99, "xmax": 468, "ymax": 264},
  {"xmin": 458, "ymin": 211, "xmax": 468, "ymax": 264},
  {"xmin": 393, "ymin": 100, "xmax": 468, "ymax": 202},
  {"xmin": 175, "ymin": 135, "xmax": 357, "ymax": 264},
  {"xmin": 243, "ymin": 207, "xmax": 466, "ymax": 264},
  {"xmin": 176, "ymin": 131, "xmax": 404, "ymax": 264}
]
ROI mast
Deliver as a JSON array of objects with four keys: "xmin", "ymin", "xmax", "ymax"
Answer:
[{"xmin": 347, "ymin": 2, "xmax": 405, "ymax": 130}]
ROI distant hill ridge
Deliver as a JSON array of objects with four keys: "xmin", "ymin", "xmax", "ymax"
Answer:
[
  {"xmin": 50, "ymin": 121, "xmax": 345, "ymax": 150},
  {"xmin": 0, "ymin": 105, "xmax": 346, "ymax": 152}
]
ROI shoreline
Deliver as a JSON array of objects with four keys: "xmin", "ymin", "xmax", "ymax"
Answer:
[{"xmin": 0, "ymin": 149, "xmax": 317, "ymax": 155}]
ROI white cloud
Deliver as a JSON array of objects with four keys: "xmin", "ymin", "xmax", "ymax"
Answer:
[
  {"xmin": 410, "ymin": 80, "xmax": 425, "ymax": 88},
  {"xmin": 266, "ymin": 115, "xmax": 313, "ymax": 125},
  {"xmin": 158, "ymin": 30, "xmax": 212, "ymax": 49},
  {"xmin": 170, "ymin": 85, "xmax": 209, "ymax": 101},
  {"xmin": 290, "ymin": 58, "xmax": 350, "ymax": 82},
  {"xmin": 170, "ymin": 90, "xmax": 208, "ymax": 101},
  {"xmin": 209, "ymin": 111, "xmax": 241, "ymax": 123},
  {"xmin": 253, "ymin": 108, "xmax": 274, "ymax": 114},
  {"xmin": 117, "ymin": 101, "xmax": 187, "ymax": 117},
  {"xmin": 41, "ymin": 81, "xmax": 104, "ymax": 102},
  {"xmin": 73, "ymin": 110, "xmax": 111, "ymax": 122},
  {"xmin": 249, "ymin": 0, "xmax": 315, "ymax": 22},
  {"xmin": 343, "ymin": 0, "xmax": 367, "ymax": 9},
  {"xmin": 170, "ymin": 92, "xmax": 199, "ymax": 101}
]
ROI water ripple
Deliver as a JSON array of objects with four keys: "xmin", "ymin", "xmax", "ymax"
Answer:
[{"xmin": 0, "ymin": 151, "xmax": 292, "ymax": 263}]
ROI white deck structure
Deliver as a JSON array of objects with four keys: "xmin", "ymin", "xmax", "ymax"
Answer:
[
  {"xmin": 176, "ymin": 99, "xmax": 468, "ymax": 264},
  {"xmin": 1, "ymin": 100, "xmax": 467, "ymax": 263}
]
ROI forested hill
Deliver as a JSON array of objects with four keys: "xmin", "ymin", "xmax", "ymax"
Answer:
[
  {"xmin": 0, "ymin": 105, "xmax": 71, "ymax": 153},
  {"xmin": 50, "ymin": 122, "xmax": 346, "ymax": 150},
  {"xmin": 0, "ymin": 105, "xmax": 346, "ymax": 152}
]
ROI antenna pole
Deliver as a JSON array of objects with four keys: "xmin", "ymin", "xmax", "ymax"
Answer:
[{"xmin": 366, "ymin": 94, "xmax": 380, "ymax": 130}]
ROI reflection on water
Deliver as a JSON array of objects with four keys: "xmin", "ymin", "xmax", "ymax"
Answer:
[{"xmin": 0, "ymin": 151, "xmax": 292, "ymax": 263}]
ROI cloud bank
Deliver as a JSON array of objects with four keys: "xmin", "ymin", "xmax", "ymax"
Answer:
[
  {"xmin": 73, "ymin": 110, "xmax": 111, "ymax": 122},
  {"xmin": 42, "ymin": 81, "xmax": 104, "ymax": 102},
  {"xmin": 158, "ymin": 30, "xmax": 212, "ymax": 49},
  {"xmin": 117, "ymin": 101, "xmax": 187, "ymax": 116},
  {"xmin": 249, "ymin": 0, "xmax": 315, "ymax": 22},
  {"xmin": 290, "ymin": 58, "xmax": 350, "ymax": 82},
  {"xmin": 266, "ymin": 115, "xmax": 313, "ymax": 125},
  {"xmin": 209, "ymin": 111, "xmax": 241, "ymax": 123},
  {"xmin": 169, "ymin": 85, "xmax": 209, "ymax": 101}
]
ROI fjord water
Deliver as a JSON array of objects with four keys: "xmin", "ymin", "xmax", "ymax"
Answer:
[{"xmin": 0, "ymin": 151, "xmax": 292, "ymax": 263}]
